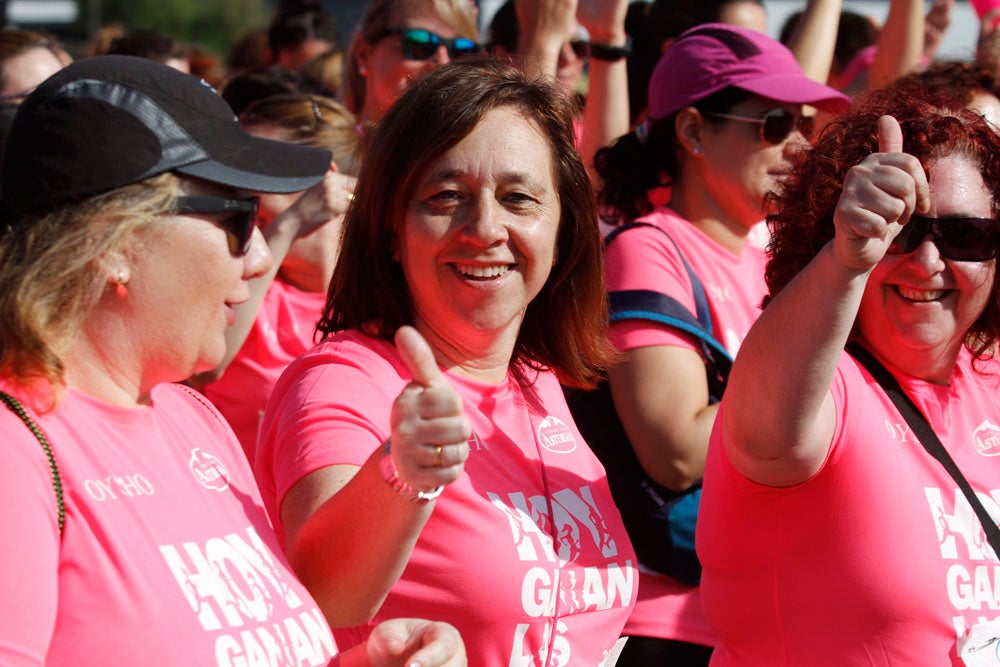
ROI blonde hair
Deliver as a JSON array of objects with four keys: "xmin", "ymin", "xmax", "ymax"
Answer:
[
  {"xmin": 302, "ymin": 48, "xmax": 346, "ymax": 97},
  {"xmin": 239, "ymin": 93, "xmax": 360, "ymax": 174},
  {"xmin": 342, "ymin": 0, "xmax": 480, "ymax": 116},
  {"xmin": 0, "ymin": 173, "xmax": 179, "ymax": 398}
]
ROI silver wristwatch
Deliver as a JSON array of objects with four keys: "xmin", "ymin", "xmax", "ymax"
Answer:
[{"xmin": 378, "ymin": 439, "xmax": 444, "ymax": 503}]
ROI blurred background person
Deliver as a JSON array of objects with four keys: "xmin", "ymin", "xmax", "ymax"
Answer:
[
  {"xmin": 0, "ymin": 29, "xmax": 65, "ymax": 103},
  {"xmin": 105, "ymin": 28, "xmax": 191, "ymax": 73},
  {"xmin": 341, "ymin": 0, "xmax": 480, "ymax": 130},
  {"xmin": 269, "ymin": 0, "xmax": 339, "ymax": 70},
  {"xmin": 194, "ymin": 92, "xmax": 359, "ymax": 463},
  {"xmin": 577, "ymin": 23, "xmax": 848, "ymax": 666}
]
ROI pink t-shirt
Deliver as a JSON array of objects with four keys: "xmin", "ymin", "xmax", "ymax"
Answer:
[
  {"xmin": 204, "ymin": 277, "xmax": 326, "ymax": 462},
  {"xmin": 602, "ymin": 207, "xmax": 768, "ymax": 645},
  {"xmin": 604, "ymin": 207, "xmax": 768, "ymax": 357},
  {"xmin": 255, "ymin": 329, "xmax": 638, "ymax": 666},
  {"xmin": 0, "ymin": 382, "xmax": 337, "ymax": 667},
  {"xmin": 699, "ymin": 348, "xmax": 1000, "ymax": 666}
]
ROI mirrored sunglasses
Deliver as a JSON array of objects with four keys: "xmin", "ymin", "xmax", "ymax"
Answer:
[
  {"xmin": 888, "ymin": 214, "xmax": 1000, "ymax": 262},
  {"xmin": 175, "ymin": 195, "xmax": 259, "ymax": 256},
  {"xmin": 707, "ymin": 109, "xmax": 815, "ymax": 145},
  {"xmin": 376, "ymin": 27, "xmax": 479, "ymax": 61}
]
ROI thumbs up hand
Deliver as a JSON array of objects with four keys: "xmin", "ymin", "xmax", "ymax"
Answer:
[
  {"xmin": 388, "ymin": 326, "xmax": 471, "ymax": 495},
  {"xmin": 832, "ymin": 115, "xmax": 931, "ymax": 272}
]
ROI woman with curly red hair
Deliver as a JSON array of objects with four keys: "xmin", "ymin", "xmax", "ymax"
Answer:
[{"xmin": 697, "ymin": 75, "xmax": 1000, "ymax": 664}]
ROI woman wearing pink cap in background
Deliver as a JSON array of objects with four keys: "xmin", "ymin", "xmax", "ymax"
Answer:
[{"xmin": 570, "ymin": 23, "xmax": 849, "ymax": 665}]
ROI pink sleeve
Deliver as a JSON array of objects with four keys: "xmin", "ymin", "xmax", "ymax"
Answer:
[
  {"xmin": 0, "ymin": 409, "xmax": 60, "ymax": 666},
  {"xmin": 258, "ymin": 340, "xmax": 406, "ymax": 524},
  {"xmin": 603, "ymin": 223, "xmax": 701, "ymax": 353}
]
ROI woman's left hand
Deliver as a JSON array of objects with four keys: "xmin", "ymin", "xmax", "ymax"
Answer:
[{"xmin": 365, "ymin": 619, "xmax": 467, "ymax": 666}]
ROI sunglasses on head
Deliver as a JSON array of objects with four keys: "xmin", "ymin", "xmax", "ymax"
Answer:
[
  {"xmin": 888, "ymin": 214, "xmax": 1000, "ymax": 262},
  {"xmin": 706, "ymin": 109, "xmax": 815, "ymax": 145},
  {"xmin": 375, "ymin": 27, "xmax": 479, "ymax": 61},
  {"xmin": 175, "ymin": 195, "xmax": 259, "ymax": 256}
]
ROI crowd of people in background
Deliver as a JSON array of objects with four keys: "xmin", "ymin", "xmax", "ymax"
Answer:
[{"xmin": 2, "ymin": 0, "xmax": 1000, "ymax": 664}]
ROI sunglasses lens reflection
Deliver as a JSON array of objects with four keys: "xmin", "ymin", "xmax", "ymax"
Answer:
[{"xmin": 400, "ymin": 29, "xmax": 478, "ymax": 60}]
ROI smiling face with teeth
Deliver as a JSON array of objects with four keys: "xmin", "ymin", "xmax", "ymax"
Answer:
[
  {"xmin": 398, "ymin": 105, "xmax": 561, "ymax": 376},
  {"xmin": 856, "ymin": 153, "xmax": 998, "ymax": 383}
]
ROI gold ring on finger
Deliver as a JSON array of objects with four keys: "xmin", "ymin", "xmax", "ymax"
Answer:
[{"xmin": 433, "ymin": 445, "xmax": 443, "ymax": 467}]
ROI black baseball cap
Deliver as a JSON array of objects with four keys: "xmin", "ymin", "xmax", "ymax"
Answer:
[{"xmin": 1, "ymin": 55, "xmax": 332, "ymax": 216}]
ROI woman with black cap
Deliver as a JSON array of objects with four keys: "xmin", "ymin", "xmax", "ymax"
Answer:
[{"xmin": 0, "ymin": 55, "xmax": 465, "ymax": 667}]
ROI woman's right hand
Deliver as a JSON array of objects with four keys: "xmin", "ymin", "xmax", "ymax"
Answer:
[
  {"xmin": 365, "ymin": 618, "xmax": 467, "ymax": 666},
  {"xmin": 389, "ymin": 326, "xmax": 470, "ymax": 494},
  {"xmin": 832, "ymin": 114, "xmax": 930, "ymax": 272}
]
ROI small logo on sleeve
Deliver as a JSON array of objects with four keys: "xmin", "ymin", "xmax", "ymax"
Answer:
[
  {"xmin": 537, "ymin": 416, "xmax": 577, "ymax": 453},
  {"xmin": 189, "ymin": 448, "xmax": 231, "ymax": 491}
]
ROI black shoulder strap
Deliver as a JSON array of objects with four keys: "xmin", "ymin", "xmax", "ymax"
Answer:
[
  {"xmin": 0, "ymin": 391, "xmax": 65, "ymax": 536},
  {"xmin": 605, "ymin": 222, "xmax": 735, "ymax": 383},
  {"xmin": 847, "ymin": 342, "xmax": 1000, "ymax": 556}
]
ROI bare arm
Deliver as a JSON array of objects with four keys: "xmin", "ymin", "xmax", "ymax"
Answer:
[
  {"xmin": 783, "ymin": 0, "xmax": 843, "ymax": 84},
  {"xmin": 722, "ymin": 116, "xmax": 929, "ymax": 487},
  {"xmin": 514, "ymin": 0, "xmax": 577, "ymax": 79},
  {"xmin": 576, "ymin": 0, "xmax": 630, "ymax": 185},
  {"xmin": 608, "ymin": 344, "xmax": 718, "ymax": 491},
  {"xmin": 281, "ymin": 327, "xmax": 471, "ymax": 627},
  {"xmin": 865, "ymin": 0, "xmax": 925, "ymax": 93}
]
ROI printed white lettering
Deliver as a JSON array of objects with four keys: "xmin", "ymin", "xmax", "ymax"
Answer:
[
  {"xmin": 490, "ymin": 492, "xmax": 557, "ymax": 563},
  {"xmin": 85, "ymin": 478, "xmax": 115, "ymax": 501},
  {"xmin": 947, "ymin": 565, "xmax": 1000, "ymax": 611},
  {"xmin": 891, "ymin": 423, "xmax": 913, "ymax": 442},
  {"xmin": 159, "ymin": 528, "xmax": 306, "ymax": 631},
  {"xmin": 521, "ymin": 567, "xmax": 556, "ymax": 617},
  {"xmin": 552, "ymin": 487, "xmax": 618, "ymax": 559},
  {"xmin": 287, "ymin": 609, "xmax": 334, "ymax": 665},
  {"xmin": 925, "ymin": 488, "xmax": 999, "ymax": 561},
  {"xmin": 212, "ymin": 610, "xmax": 332, "ymax": 667}
]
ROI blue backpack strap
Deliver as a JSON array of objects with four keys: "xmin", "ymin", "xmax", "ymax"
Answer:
[
  {"xmin": 605, "ymin": 221, "xmax": 734, "ymax": 372},
  {"xmin": 608, "ymin": 289, "xmax": 733, "ymax": 369}
]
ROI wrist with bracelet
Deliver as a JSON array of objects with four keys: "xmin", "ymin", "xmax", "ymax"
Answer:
[
  {"xmin": 588, "ymin": 35, "xmax": 632, "ymax": 62},
  {"xmin": 378, "ymin": 438, "xmax": 444, "ymax": 503}
]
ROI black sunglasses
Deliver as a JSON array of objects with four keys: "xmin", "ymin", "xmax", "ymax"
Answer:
[
  {"xmin": 175, "ymin": 195, "xmax": 259, "ymax": 256},
  {"xmin": 888, "ymin": 214, "xmax": 1000, "ymax": 262},
  {"xmin": 706, "ymin": 109, "xmax": 815, "ymax": 145},
  {"xmin": 375, "ymin": 27, "xmax": 479, "ymax": 61},
  {"xmin": 569, "ymin": 40, "xmax": 590, "ymax": 59}
]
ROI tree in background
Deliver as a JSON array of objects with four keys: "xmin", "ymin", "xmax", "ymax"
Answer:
[{"xmin": 86, "ymin": 0, "xmax": 270, "ymax": 57}]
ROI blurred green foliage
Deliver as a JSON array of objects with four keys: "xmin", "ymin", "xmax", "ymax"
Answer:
[{"xmin": 88, "ymin": 0, "xmax": 271, "ymax": 56}]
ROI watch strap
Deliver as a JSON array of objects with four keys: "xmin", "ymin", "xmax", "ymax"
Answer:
[{"xmin": 589, "ymin": 35, "xmax": 632, "ymax": 62}]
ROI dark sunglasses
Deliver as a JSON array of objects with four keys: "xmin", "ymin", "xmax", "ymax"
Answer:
[
  {"xmin": 569, "ymin": 40, "xmax": 590, "ymax": 59},
  {"xmin": 888, "ymin": 214, "xmax": 1000, "ymax": 262},
  {"xmin": 706, "ymin": 109, "xmax": 815, "ymax": 145},
  {"xmin": 375, "ymin": 27, "xmax": 479, "ymax": 61},
  {"xmin": 175, "ymin": 195, "xmax": 259, "ymax": 256}
]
